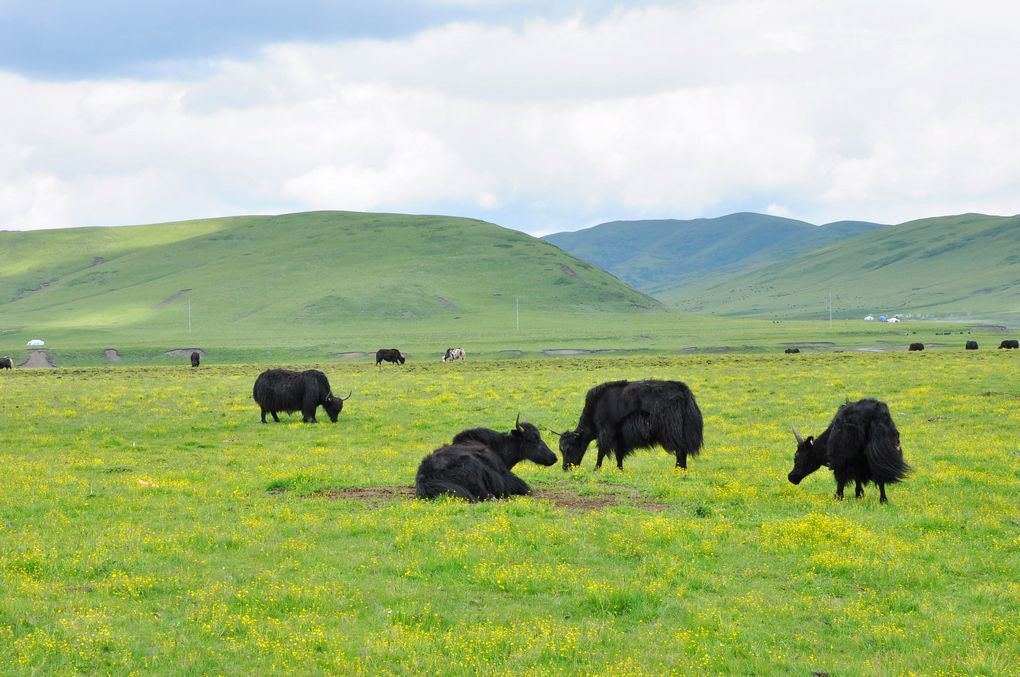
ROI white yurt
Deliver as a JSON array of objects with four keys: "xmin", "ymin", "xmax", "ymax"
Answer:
[{"xmin": 27, "ymin": 339, "xmax": 45, "ymax": 346}]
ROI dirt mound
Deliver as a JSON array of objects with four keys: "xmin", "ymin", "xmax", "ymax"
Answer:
[
  {"xmin": 165, "ymin": 349, "xmax": 204, "ymax": 357},
  {"xmin": 302, "ymin": 484, "xmax": 668, "ymax": 510},
  {"xmin": 156, "ymin": 289, "xmax": 192, "ymax": 308},
  {"xmin": 103, "ymin": 348, "xmax": 122, "ymax": 361},
  {"xmin": 19, "ymin": 349, "xmax": 56, "ymax": 368}
]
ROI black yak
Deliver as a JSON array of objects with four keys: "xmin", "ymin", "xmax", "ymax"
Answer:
[
  {"xmin": 0, "ymin": 356, "xmax": 11, "ymax": 369},
  {"xmin": 965, "ymin": 340, "xmax": 978, "ymax": 350},
  {"xmin": 785, "ymin": 348, "xmax": 800, "ymax": 354},
  {"xmin": 908, "ymin": 343, "xmax": 925, "ymax": 351},
  {"xmin": 415, "ymin": 415, "xmax": 557, "ymax": 501},
  {"xmin": 443, "ymin": 347, "xmax": 465, "ymax": 362},
  {"xmin": 788, "ymin": 398, "xmax": 909, "ymax": 504},
  {"xmin": 999, "ymin": 339, "xmax": 1019, "ymax": 349},
  {"xmin": 252, "ymin": 368, "xmax": 351, "ymax": 423},
  {"xmin": 376, "ymin": 348, "xmax": 405, "ymax": 365},
  {"xmin": 555, "ymin": 380, "xmax": 703, "ymax": 472},
  {"xmin": 191, "ymin": 351, "xmax": 201, "ymax": 368}
]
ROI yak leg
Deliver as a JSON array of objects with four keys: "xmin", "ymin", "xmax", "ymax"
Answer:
[
  {"xmin": 855, "ymin": 480, "xmax": 865, "ymax": 498},
  {"xmin": 675, "ymin": 451, "xmax": 687, "ymax": 470},
  {"xmin": 271, "ymin": 411, "xmax": 280, "ymax": 422},
  {"xmin": 261, "ymin": 409, "xmax": 268, "ymax": 424},
  {"xmin": 878, "ymin": 483, "xmax": 888, "ymax": 504},
  {"xmin": 833, "ymin": 467, "xmax": 848, "ymax": 501},
  {"xmin": 594, "ymin": 446, "xmax": 608, "ymax": 470}
]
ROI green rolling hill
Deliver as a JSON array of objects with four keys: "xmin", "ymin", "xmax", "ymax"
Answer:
[
  {"xmin": 0, "ymin": 211, "xmax": 665, "ymax": 359},
  {"xmin": 660, "ymin": 213, "xmax": 1020, "ymax": 321},
  {"xmin": 543, "ymin": 213, "xmax": 885, "ymax": 292}
]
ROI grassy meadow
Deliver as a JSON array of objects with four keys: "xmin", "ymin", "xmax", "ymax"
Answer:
[{"xmin": 1, "ymin": 350, "xmax": 1018, "ymax": 674}]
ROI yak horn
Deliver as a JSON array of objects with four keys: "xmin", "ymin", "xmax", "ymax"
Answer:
[
  {"xmin": 546, "ymin": 428, "xmax": 564, "ymax": 437},
  {"xmin": 340, "ymin": 391, "xmax": 352, "ymax": 401},
  {"xmin": 791, "ymin": 424, "xmax": 804, "ymax": 444},
  {"xmin": 515, "ymin": 412, "xmax": 523, "ymax": 429}
]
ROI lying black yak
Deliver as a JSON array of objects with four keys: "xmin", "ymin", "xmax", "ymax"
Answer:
[
  {"xmin": 788, "ymin": 398, "xmax": 910, "ymax": 504},
  {"xmin": 376, "ymin": 348, "xmax": 405, "ymax": 365},
  {"xmin": 965, "ymin": 340, "xmax": 978, "ymax": 350},
  {"xmin": 556, "ymin": 379, "xmax": 703, "ymax": 472},
  {"xmin": 908, "ymin": 343, "xmax": 925, "ymax": 351},
  {"xmin": 0, "ymin": 356, "xmax": 11, "ymax": 369},
  {"xmin": 252, "ymin": 368, "xmax": 350, "ymax": 423},
  {"xmin": 191, "ymin": 351, "xmax": 201, "ymax": 367},
  {"xmin": 785, "ymin": 348, "xmax": 801, "ymax": 354},
  {"xmin": 999, "ymin": 339, "xmax": 1019, "ymax": 349},
  {"xmin": 415, "ymin": 416, "xmax": 557, "ymax": 501}
]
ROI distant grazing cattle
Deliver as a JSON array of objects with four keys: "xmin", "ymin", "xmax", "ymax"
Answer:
[
  {"xmin": 252, "ymin": 368, "xmax": 350, "ymax": 423},
  {"xmin": 965, "ymin": 341, "xmax": 978, "ymax": 350},
  {"xmin": 0, "ymin": 356, "xmax": 11, "ymax": 370},
  {"xmin": 190, "ymin": 351, "xmax": 201, "ymax": 368},
  {"xmin": 998, "ymin": 339, "xmax": 1019, "ymax": 350},
  {"xmin": 555, "ymin": 379, "xmax": 703, "ymax": 472},
  {"xmin": 908, "ymin": 343, "xmax": 925, "ymax": 351},
  {"xmin": 784, "ymin": 348, "xmax": 800, "ymax": 354},
  {"xmin": 416, "ymin": 416, "xmax": 557, "ymax": 500},
  {"xmin": 376, "ymin": 348, "xmax": 405, "ymax": 365},
  {"xmin": 443, "ymin": 347, "xmax": 465, "ymax": 362},
  {"xmin": 788, "ymin": 398, "xmax": 909, "ymax": 504}
]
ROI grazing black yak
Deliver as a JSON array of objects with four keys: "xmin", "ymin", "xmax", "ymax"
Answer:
[
  {"xmin": 0, "ymin": 356, "xmax": 11, "ymax": 369},
  {"xmin": 788, "ymin": 398, "xmax": 909, "ymax": 504},
  {"xmin": 999, "ymin": 339, "xmax": 1019, "ymax": 349},
  {"xmin": 190, "ymin": 351, "xmax": 201, "ymax": 368},
  {"xmin": 376, "ymin": 348, "xmax": 405, "ymax": 365},
  {"xmin": 416, "ymin": 415, "xmax": 557, "ymax": 501},
  {"xmin": 556, "ymin": 380, "xmax": 703, "ymax": 472},
  {"xmin": 252, "ymin": 368, "xmax": 351, "ymax": 423},
  {"xmin": 785, "ymin": 348, "xmax": 801, "ymax": 354},
  {"xmin": 965, "ymin": 340, "xmax": 978, "ymax": 350},
  {"xmin": 908, "ymin": 343, "xmax": 925, "ymax": 351}
]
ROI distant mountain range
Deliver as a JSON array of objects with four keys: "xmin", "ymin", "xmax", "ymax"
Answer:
[
  {"xmin": 546, "ymin": 212, "xmax": 1020, "ymax": 321},
  {"xmin": 543, "ymin": 213, "xmax": 885, "ymax": 292}
]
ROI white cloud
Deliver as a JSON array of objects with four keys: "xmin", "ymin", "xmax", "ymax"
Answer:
[{"xmin": 2, "ymin": 0, "xmax": 1020, "ymax": 231}]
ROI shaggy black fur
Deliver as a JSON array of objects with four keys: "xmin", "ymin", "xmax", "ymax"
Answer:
[
  {"xmin": 252, "ymin": 368, "xmax": 350, "ymax": 423},
  {"xmin": 0, "ymin": 356, "xmax": 11, "ymax": 369},
  {"xmin": 908, "ymin": 343, "xmax": 925, "ymax": 351},
  {"xmin": 376, "ymin": 348, "xmax": 405, "ymax": 365},
  {"xmin": 190, "ymin": 351, "xmax": 201, "ymax": 367},
  {"xmin": 998, "ymin": 339, "xmax": 1019, "ymax": 349},
  {"xmin": 965, "ymin": 340, "xmax": 978, "ymax": 350},
  {"xmin": 788, "ymin": 398, "xmax": 910, "ymax": 504},
  {"xmin": 785, "ymin": 348, "xmax": 801, "ymax": 354},
  {"xmin": 558, "ymin": 379, "xmax": 704, "ymax": 472},
  {"xmin": 416, "ymin": 417, "xmax": 557, "ymax": 501}
]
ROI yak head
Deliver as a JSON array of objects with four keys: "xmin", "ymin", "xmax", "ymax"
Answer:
[
  {"xmin": 323, "ymin": 391, "xmax": 353, "ymax": 423},
  {"xmin": 787, "ymin": 424, "xmax": 824, "ymax": 484},
  {"xmin": 511, "ymin": 414, "xmax": 557, "ymax": 466},
  {"xmin": 556, "ymin": 430, "xmax": 587, "ymax": 470}
]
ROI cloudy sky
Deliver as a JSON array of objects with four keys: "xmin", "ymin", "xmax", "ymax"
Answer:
[{"xmin": 2, "ymin": 0, "xmax": 1019, "ymax": 233}]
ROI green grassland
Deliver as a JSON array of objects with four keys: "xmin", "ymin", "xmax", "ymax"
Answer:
[
  {"xmin": 658, "ymin": 213, "xmax": 1020, "ymax": 322},
  {"xmin": 2, "ymin": 352, "xmax": 1018, "ymax": 673},
  {"xmin": 0, "ymin": 210, "xmax": 659, "ymax": 355}
]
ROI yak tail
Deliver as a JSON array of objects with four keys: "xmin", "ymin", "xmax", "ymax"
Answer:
[
  {"xmin": 865, "ymin": 417, "xmax": 910, "ymax": 484},
  {"xmin": 415, "ymin": 478, "xmax": 478, "ymax": 501},
  {"xmin": 656, "ymin": 391, "xmax": 704, "ymax": 457}
]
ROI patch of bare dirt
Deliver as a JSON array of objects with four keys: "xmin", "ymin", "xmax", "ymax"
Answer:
[
  {"xmin": 334, "ymin": 351, "xmax": 370, "ymax": 359},
  {"xmin": 498, "ymin": 350, "xmax": 525, "ymax": 356},
  {"xmin": 298, "ymin": 484, "xmax": 668, "ymax": 510},
  {"xmin": 560, "ymin": 264, "xmax": 578, "ymax": 277},
  {"xmin": 544, "ymin": 349, "xmax": 590, "ymax": 355},
  {"xmin": 782, "ymin": 341, "xmax": 835, "ymax": 346},
  {"xmin": 156, "ymin": 289, "xmax": 192, "ymax": 308},
  {"xmin": 19, "ymin": 350, "xmax": 56, "ymax": 368},
  {"xmin": 103, "ymin": 348, "xmax": 122, "ymax": 362},
  {"xmin": 91, "ymin": 256, "xmax": 106, "ymax": 267},
  {"xmin": 165, "ymin": 349, "xmax": 204, "ymax": 357},
  {"xmin": 969, "ymin": 324, "xmax": 1009, "ymax": 332}
]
